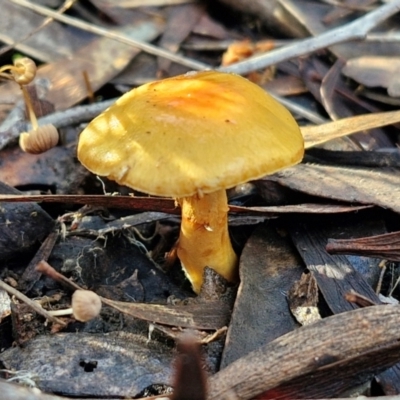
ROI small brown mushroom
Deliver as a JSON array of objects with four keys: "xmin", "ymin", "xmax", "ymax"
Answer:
[
  {"xmin": 77, "ymin": 71, "xmax": 304, "ymax": 293},
  {"xmin": 19, "ymin": 124, "xmax": 59, "ymax": 154},
  {"xmin": 0, "ymin": 57, "xmax": 59, "ymax": 154},
  {"xmin": 0, "ymin": 57, "xmax": 37, "ymax": 85},
  {"xmin": 47, "ymin": 290, "xmax": 102, "ymax": 322}
]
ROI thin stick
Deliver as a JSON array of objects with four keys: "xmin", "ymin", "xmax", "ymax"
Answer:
[
  {"xmin": 82, "ymin": 70, "xmax": 95, "ymax": 104},
  {"xmin": 10, "ymin": 0, "xmax": 210, "ymax": 72},
  {"xmin": 0, "ymin": 279, "xmax": 66, "ymax": 325},
  {"xmin": 36, "ymin": 260, "xmax": 81, "ymax": 291},
  {"xmin": 20, "ymin": 86, "xmax": 38, "ymax": 130},
  {"xmin": 219, "ymin": 0, "xmax": 400, "ymax": 75},
  {"xmin": 0, "ymin": 0, "xmax": 77, "ymax": 57},
  {"xmin": 0, "ymin": 98, "xmax": 116, "ymax": 151}
]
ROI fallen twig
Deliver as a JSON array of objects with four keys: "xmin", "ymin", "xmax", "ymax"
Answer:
[
  {"xmin": 219, "ymin": 0, "xmax": 400, "ymax": 75},
  {"xmin": 0, "ymin": 98, "xmax": 116, "ymax": 150},
  {"xmin": 0, "ymin": 279, "xmax": 66, "ymax": 326},
  {"xmin": 10, "ymin": 0, "xmax": 209, "ymax": 71}
]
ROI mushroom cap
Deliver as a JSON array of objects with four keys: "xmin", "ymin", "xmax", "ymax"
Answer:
[
  {"xmin": 72, "ymin": 290, "xmax": 102, "ymax": 322},
  {"xmin": 78, "ymin": 71, "xmax": 304, "ymax": 197}
]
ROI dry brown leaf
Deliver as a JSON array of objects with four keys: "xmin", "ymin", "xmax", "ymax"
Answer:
[
  {"xmin": 101, "ymin": 297, "xmax": 230, "ymax": 330},
  {"xmin": 0, "ymin": 18, "xmax": 164, "ymax": 110},
  {"xmin": 158, "ymin": 3, "xmax": 205, "ymax": 74}
]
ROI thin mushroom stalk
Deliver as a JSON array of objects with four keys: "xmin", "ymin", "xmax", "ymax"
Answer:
[
  {"xmin": 0, "ymin": 57, "xmax": 59, "ymax": 154},
  {"xmin": 177, "ymin": 190, "xmax": 238, "ymax": 293}
]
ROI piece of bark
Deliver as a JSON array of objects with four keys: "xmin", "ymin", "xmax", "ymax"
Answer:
[
  {"xmin": 208, "ymin": 305, "xmax": 400, "ymax": 400},
  {"xmin": 0, "ymin": 181, "xmax": 54, "ymax": 261},
  {"xmin": 0, "ymin": 331, "xmax": 173, "ymax": 398},
  {"xmin": 220, "ymin": 224, "xmax": 303, "ymax": 367},
  {"xmin": 301, "ymin": 108, "xmax": 400, "ymax": 149},
  {"xmin": 290, "ymin": 221, "xmax": 400, "ymax": 394},
  {"xmin": 290, "ymin": 223, "xmax": 381, "ymax": 312}
]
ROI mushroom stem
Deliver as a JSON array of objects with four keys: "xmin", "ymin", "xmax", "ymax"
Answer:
[
  {"xmin": 47, "ymin": 308, "xmax": 73, "ymax": 317},
  {"xmin": 20, "ymin": 85, "xmax": 39, "ymax": 130},
  {"xmin": 177, "ymin": 189, "xmax": 238, "ymax": 293}
]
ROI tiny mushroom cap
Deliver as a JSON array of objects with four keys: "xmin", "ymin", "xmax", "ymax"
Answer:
[
  {"xmin": 78, "ymin": 71, "xmax": 304, "ymax": 293},
  {"xmin": 72, "ymin": 290, "xmax": 102, "ymax": 322}
]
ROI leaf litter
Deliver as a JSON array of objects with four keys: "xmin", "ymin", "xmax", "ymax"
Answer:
[{"xmin": 2, "ymin": 1, "xmax": 400, "ymax": 399}]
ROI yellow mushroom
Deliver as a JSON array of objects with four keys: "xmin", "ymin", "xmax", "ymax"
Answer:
[{"xmin": 77, "ymin": 71, "xmax": 304, "ymax": 293}]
